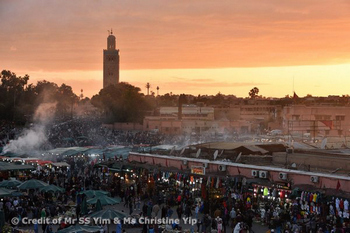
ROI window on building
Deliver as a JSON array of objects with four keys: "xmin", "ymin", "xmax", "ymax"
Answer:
[
  {"xmin": 292, "ymin": 115, "xmax": 300, "ymax": 120},
  {"xmin": 336, "ymin": 115, "xmax": 345, "ymax": 121},
  {"xmin": 315, "ymin": 115, "xmax": 331, "ymax": 120}
]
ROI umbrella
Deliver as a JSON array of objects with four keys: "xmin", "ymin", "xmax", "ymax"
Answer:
[
  {"xmin": 18, "ymin": 179, "xmax": 49, "ymax": 190},
  {"xmin": 87, "ymin": 196, "xmax": 121, "ymax": 206},
  {"xmin": 89, "ymin": 209, "xmax": 127, "ymax": 233},
  {"xmin": 89, "ymin": 208, "xmax": 126, "ymax": 219},
  {"xmin": 0, "ymin": 188, "xmax": 14, "ymax": 197},
  {"xmin": 290, "ymin": 187, "xmax": 300, "ymax": 198},
  {"xmin": 11, "ymin": 191, "xmax": 23, "ymax": 197},
  {"xmin": 40, "ymin": 185, "xmax": 65, "ymax": 193},
  {"xmin": 57, "ymin": 225, "xmax": 103, "ymax": 233},
  {"xmin": 0, "ymin": 180, "xmax": 22, "ymax": 188},
  {"xmin": 94, "ymin": 199, "xmax": 102, "ymax": 212},
  {"xmin": 79, "ymin": 190, "xmax": 109, "ymax": 198},
  {"xmin": 80, "ymin": 196, "xmax": 88, "ymax": 216}
]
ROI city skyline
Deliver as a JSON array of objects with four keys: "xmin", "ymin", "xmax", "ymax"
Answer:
[{"xmin": 1, "ymin": 0, "xmax": 350, "ymax": 98}]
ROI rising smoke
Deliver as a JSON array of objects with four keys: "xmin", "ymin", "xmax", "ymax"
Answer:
[{"xmin": 3, "ymin": 103, "xmax": 57, "ymax": 155}]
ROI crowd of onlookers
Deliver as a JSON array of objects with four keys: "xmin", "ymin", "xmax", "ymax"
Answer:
[
  {"xmin": 1, "ymin": 114, "xmax": 243, "ymax": 156},
  {"xmin": 46, "ymin": 119, "xmax": 186, "ymax": 148},
  {"xmin": 0, "ymin": 118, "xmax": 184, "ymax": 151},
  {"xmin": 1, "ymin": 146, "xmax": 350, "ymax": 233},
  {"xmin": 1, "ymin": 117, "xmax": 218, "ymax": 152}
]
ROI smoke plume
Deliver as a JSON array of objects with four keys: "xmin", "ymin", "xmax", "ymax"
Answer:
[{"xmin": 3, "ymin": 103, "xmax": 57, "ymax": 155}]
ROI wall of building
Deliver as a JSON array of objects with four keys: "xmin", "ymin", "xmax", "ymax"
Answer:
[
  {"xmin": 128, "ymin": 152, "xmax": 350, "ymax": 193},
  {"xmin": 283, "ymin": 105, "xmax": 350, "ymax": 136},
  {"xmin": 160, "ymin": 106, "xmax": 215, "ymax": 120},
  {"xmin": 143, "ymin": 118, "xmax": 182, "ymax": 134},
  {"xmin": 215, "ymin": 105, "xmax": 280, "ymax": 122},
  {"xmin": 214, "ymin": 107, "xmax": 240, "ymax": 121},
  {"xmin": 142, "ymin": 117, "xmax": 251, "ymax": 135}
]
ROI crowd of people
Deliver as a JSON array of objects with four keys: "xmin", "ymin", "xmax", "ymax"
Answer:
[
  {"xmin": 2, "ymin": 117, "xmax": 350, "ymax": 233},
  {"xmin": 1, "ymin": 151, "xmax": 350, "ymax": 233},
  {"xmin": 46, "ymin": 118, "xmax": 209, "ymax": 148},
  {"xmin": 0, "ymin": 152, "xmax": 249, "ymax": 233},
  {"xmin": 1, "ymin": 116, "xmax": 237, "ymax": 154},
  {"xmin": 0, "ymin": 118, "xmax": 187, "ymax": 151}
]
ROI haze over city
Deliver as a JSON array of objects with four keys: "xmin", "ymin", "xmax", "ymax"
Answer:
[
  {"xmin": 1, "ymin": 0, "xmax": 350, "ymax": 97},
  {"xmin": 3, "ymin": 2, "xmax": 350, "ymax": 232}
]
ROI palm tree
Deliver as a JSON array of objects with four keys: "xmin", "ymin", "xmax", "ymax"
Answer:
[{"xmin": 146, "ymin": 83, "xmax": 151, "ymax": 96}]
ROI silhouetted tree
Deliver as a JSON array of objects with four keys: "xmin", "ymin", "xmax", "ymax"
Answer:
[
  {"xmin": 0, "ymin": 70, "xmax": 79, "ymax": 123},
  {"xmin": 91, "ymin": 82, "xmax": 150, "ymax": 123},
  {"xmin": 158, "ymin": 93, "xmax": 178, "ymax": 107},
  {"xmin": 0, "ymin": 70, "xmax": 29, "ymax": 121},
  {"xmin": 207, "ymin": 92, "xmax": 225, "ymax": 106},
  {"xmin": 249, "ymin": 87, "xmax": 259, "ymax": 99},
  {"xmin": 146, "ymin": 82, "xmax": 151, "ymax": 96}
]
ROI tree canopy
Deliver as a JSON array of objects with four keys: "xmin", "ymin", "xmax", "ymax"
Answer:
[
  {"xmin": 91, "ymin": 82, "xmax": 150, "ymax": 123},
  {"xmin": 249, "ymin": 87, "xmax": 259, "ymax": 99},
  {"xmin": 0, "ymin": 70, "xmax": 79, "ymax": 123}
]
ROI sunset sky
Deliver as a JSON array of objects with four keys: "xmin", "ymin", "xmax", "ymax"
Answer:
[{"xmin": 1, "ymin": 0, "xmax": 350, "ymax": 98}]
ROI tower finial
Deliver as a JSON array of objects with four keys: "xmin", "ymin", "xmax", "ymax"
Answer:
[{"xmin": 111, "ymin": 28, "xmax": 113, "ymax": 35}]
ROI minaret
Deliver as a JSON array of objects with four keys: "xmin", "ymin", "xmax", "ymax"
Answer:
[{"xmin": 103, "ymin": 29, "xmax": 120, "ymax": 88}]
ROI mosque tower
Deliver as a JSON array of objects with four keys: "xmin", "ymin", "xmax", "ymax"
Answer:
[{"xmin": 103, "ymin": 29, "xmax": 120, "ymax": 88}]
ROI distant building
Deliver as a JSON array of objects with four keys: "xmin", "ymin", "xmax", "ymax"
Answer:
[
  {"xmin": 103, "ymin": 30, "xmax": 120, "ymax": 88},
  {"xmin": 143, "ymin": 105, "xmax": 251, "ymax": 135},
  {"xmin": 160, "ymin": 105, "xmax": 215, "ymax": 120},
  {"xmin": 143, "ymin": 105, "xmax": 213, "ymax": 134},
  {"xmin": 214, "ymin": 104, "xmax": 282, "ymax": 133},
  {"xmin": 283, "ymin": 105, "xmax": 350, "ymax": 137}
]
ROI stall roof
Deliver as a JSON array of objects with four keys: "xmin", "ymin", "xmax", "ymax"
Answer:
[
  {"xmin": 197, "ymin": 142, "xmax": 286, "ymax": 153},
  {"xmin": 0, "ymin": 162, "xmax": 34, "ymax": 171},
  {"xmin": 52, "ymin": 162, "xmax": 70, "ymax": 167},
  {"xmin": 1, "ymin": 152, "xmax": 26, "ymax": 158},
  {"xmin": 47, "ymin": 147, "xmax": 90, "ymax": 156},
  {"xmin": 239, "ymin": 145, "xmax": 269, "ymax": 154},
  {"xmin": 84, "ymin": 148, "xmax": 105, "ymax": 155},
  {"xmin": 62, "ymin": 149, "xmax": 82, "ymax": 156},
  {"xmin": 103, "ymin": 147, "xmax": 132, "ymax": 159},
  {"xmin": 151, "ymin": 145, "xmax": 179, "ymax": 151},
  {"xmin": 197, "ymin": 142, "xmax": 250, "ymax": 150},
  {"xmin": 47, "ymin": 148, "xmax": 71, "ymax": 155}
]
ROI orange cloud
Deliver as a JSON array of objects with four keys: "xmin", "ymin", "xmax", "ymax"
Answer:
[
  {"xmin": 2, "ymin": 0, "xmax": 350, "ymax": 71},
  {"xmin": 1, "ymin": 0, "xmax": 350, "ymax": 98}
]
